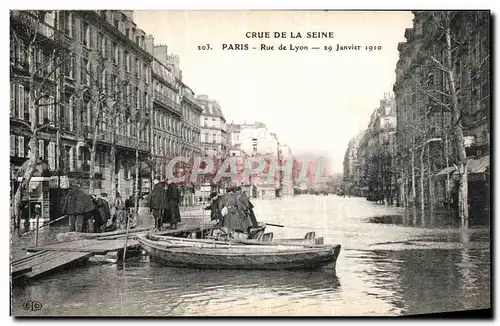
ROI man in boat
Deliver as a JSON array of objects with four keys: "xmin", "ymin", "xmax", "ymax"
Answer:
[
  {"xmin": 149, "ymin": 178, "xmax": 167, "ymax": 231},
  {"xmin": 234, "ymin": 186, "xmax": 259, "ymax": 230},
  {"xmin": 218, "ymin": 187, "xmax": 252, "ymax": 238},
  {"xmin": 204, "ymin": 191, "xmax": 222, "ymax": 224}
]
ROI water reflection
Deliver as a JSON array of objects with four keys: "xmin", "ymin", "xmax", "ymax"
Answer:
[{"xmin": 349, "ymin": 245, "xmax": 490, "ymax": 315}]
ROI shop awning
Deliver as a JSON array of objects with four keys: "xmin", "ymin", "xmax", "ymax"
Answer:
[
  {"xmin": 467, "ymin": 155, "xmax": 490, "ymax": 174},
  {"xmin": 16, "ymin": 160, "xmax": 51, "ymax": 180},
  {"xmin": 434, "ymin": 166, "xmax": 456, "ymax": 180},
  {"xmin": 433, "ymin": 155, "xmax": 490, "ymax": 180}
]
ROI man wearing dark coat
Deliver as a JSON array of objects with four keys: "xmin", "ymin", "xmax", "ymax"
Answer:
[
  {"xmin": 205, "ymin": 192, "xmax": 222, "ymax": 223},
  {"xmin": 236, "ymin": 187, "xmax": 259, "ymax": 228},
  {"xmin": 218, "ymin": 188, "xmax": 250, "ymax": 234},
  {"xmin": 91, "ymin": 194, "xmax": 111, "ymax": 233},
  {"xmin": 62, "ymin": 184, "xmax": 95, "ymax": 232},
  {"xmin": 149, "ymin": 178, "xmax": 167, "ymax": 230},
  {"xmin": 165, "ymin": 180, "xmax": 181, "ymax": 229}
]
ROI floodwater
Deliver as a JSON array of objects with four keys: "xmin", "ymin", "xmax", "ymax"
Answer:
[{"xmin": 11, "ymin": 195, "xmax": 491, "ymax": 316}]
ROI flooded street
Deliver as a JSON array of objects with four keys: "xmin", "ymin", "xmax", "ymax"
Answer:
[{"xmin": 11, "ymin": 195, "xmax": 490, "ymax": 316}]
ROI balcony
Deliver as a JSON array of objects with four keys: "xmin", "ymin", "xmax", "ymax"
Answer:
[
  {"xmin": 11, "ymin": 11, "xmax": 56, "ymax": 41},
  {"xmin": 115, "ymin": 134, "xmax": 149, "ymax": 152},
  {"xmin": 182, "ymin": 90, "xmax": 202, "ymax": 108},
  {"xmin": 154, "ymin": 91, "xmax": 181, "ymax": 114}
]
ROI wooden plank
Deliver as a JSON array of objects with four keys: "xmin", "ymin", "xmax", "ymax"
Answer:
[
  {"xmin": 24, "ymin": 251, "xmax": 93, "ymax": 279},
  {"xmin": 24, "ymin": 239, "xmax": 139, "ymax": 254},
  {"xmin": 24, "ymin": 239, "xmax": 101, "ymax": 252},
  {"xmin": 14, "ymin": 251, "xmax": 68, "ymax": 271},
  {"xmin": 12, "ymin": 251, "xmax": 51, "ymax": 266},
  {"xmin": 11, "ymin": 266, "xmax": 32, "ymax": 277}
]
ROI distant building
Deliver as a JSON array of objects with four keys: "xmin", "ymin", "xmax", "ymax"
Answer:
[
  {"xmin": 227, "ymin": 121, "xmax": 284, "ymax": 198},
  {"xmin": 356, "ymin": 93, "xmax": 398, "ymax": 202},
  {"xmin": 197, "ymin": 95, "xmax": 228, "ymax": 158},
  {"xmin": 279, "ymin": 144, "xmax": 296, "ymax": 196},
  {"xmin": 343, "ymin": 131, "xmax": 365, "ymax": 196}
]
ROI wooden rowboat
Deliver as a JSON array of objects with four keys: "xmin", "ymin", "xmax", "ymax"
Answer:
[
  {"xmin": 136, "ymin": 233, "xmax": 341, "ymax": 271},
  {"xmin": 149, "ymin": 229, "xmax": 325, "ymax": 247}
]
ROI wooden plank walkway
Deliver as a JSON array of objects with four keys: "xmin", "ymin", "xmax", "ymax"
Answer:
[
  {"xmin": 12, "ymin": 235, "xmax": 142, "ymax": 284},
  {"xmin": 11, "ymin": 221, "xmax": 206, "ymax": 285}
]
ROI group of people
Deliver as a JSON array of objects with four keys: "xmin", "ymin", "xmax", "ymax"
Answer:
[
  {"xmin": 61, "ymin": 183, "xmax": 134, "ymax": 233},
  {"xmin": 205, "ymin": 186, "xmax": 259, "ymax": 237},
  {"xmin": 149, "ymin": 178, "xmax": 182, "ymax": 231}
]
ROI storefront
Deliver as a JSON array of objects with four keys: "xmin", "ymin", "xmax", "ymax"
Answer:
[{"xmin": 15, "ymin": 160, "xmax": 52, "ymax": 225}]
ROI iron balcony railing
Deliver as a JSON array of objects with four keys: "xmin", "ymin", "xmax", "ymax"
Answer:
[{"xmin": 154, "ymin": 91, "xmax": 181, "ymax": 113}]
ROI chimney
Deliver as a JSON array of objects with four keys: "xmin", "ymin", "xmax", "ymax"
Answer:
[
  {"xmin": 145, "ymin": 34, "xmax": 154, "ymax": 55},
  {"xmin": 153, "ymin": 45, "xmax": 169, "ymax": 66}
]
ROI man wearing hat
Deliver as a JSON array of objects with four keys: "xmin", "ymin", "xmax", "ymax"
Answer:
[
  {"xmin": 149, "ymin": 177, "xmax": 166, "ymax": 230},
  {"xmin": 205, "ymin": 191, "xmax": 222, "ymax": 224}
]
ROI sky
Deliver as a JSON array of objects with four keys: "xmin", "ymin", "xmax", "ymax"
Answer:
[{"xmin": 134, "ymin": 10, "xmax": 414, "ymax": 173}]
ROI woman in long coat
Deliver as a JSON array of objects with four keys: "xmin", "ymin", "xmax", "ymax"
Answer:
[{"xmin": 164, "ymin": 180, "xmax": 181, "ymax": 229}]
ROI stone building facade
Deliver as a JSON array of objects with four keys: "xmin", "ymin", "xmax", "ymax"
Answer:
[
  {"xmin": 393, "ymin": 11, "xmax": 490, "ymax": 210},
  {"xmin": 10, "ymin": 10, "xmax": 205, "ymax": 219}
]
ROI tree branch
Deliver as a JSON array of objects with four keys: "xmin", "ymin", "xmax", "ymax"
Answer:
[
  {"xmin": 415, "ymin": 81, "xmax": 451, "ymax": 112},
  {"xmin": 430, "ymin": 56, "xmax": 451, "ymax": 74},
  {"xmin": 34, "ymin": 121, "xmax": 53, "ymax": 133}
]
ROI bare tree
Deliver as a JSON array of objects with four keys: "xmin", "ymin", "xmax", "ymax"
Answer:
[
  {"xmin": 78, "ymin": 51, "xmax": 135, "ymax": 201},
  {"xmin": 10, "ymin": 11, "xmax": 72, "ymax": 230}
]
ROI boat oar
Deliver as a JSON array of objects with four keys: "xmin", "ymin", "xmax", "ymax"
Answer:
[{"xmin": 263, "ymin": 222, "xmax": 284, "ymax": 228}]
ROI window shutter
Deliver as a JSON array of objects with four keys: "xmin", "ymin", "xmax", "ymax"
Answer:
[
  {"xmin": 48, "ymin": 96, "xmax": 55, "ymax": 124},
  {"xmin": 39, "ymin": 98, "xmax": 45, "ymax": 124},
  {"xmin": 69, "ymin": 147, "xmax": 75, "ymax": 171},
  {"xmin": 39, "ymin": 140, "xmax": 45, "ymax": 159},
  {"xmin": 18, "ymin": 136, "xmax": 25, "ymax": 157},
  {"xmin": 10, "ymin": 136, "xmax": 16, "ymax": 157},
  {"xmin": 48, "ymin": 142, "xmax": 56, "ymax": 170},
  {"xmin": 10, "ymin": 83, "xmax": 15, "ymax": 117},
  {"xmin": 18, "ymin": 85, "xmax": 24, "ymax": 119}
]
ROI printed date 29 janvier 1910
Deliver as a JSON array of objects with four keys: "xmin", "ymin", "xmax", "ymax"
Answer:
[{"xmin": 197, "ymin": 44, "xmax": 382, "ymax": 52}]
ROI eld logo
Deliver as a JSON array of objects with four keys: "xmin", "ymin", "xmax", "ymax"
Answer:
[{"xmin": 22, "ymin": 300, "xmax": 42, "ymax": 311}]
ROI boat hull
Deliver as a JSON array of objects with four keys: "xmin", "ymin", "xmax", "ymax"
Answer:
[{"xmin": 137, "ymin": 235, "xmax": 341, "ymax": 271}]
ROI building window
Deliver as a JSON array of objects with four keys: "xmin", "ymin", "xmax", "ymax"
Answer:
[
  {"xmin": 124, "ymin": 51, "xmax": 130, "ymax": 71},
  {"xmin": 81, "ymin": 21, "xmax": 89, "ymax": 47},
  {"xmin": 18, "ymin": 136, "xmax": 25, "ymax": 158},
  {"xmin": 101, "ymin": 35, "xmax": 106, "ymax": 56},
  {"xmin": 81, "ymin": 58, "xmax": 89, "ymax": 85},
  {"xmin": 383, "ymin": 118, "xmax": 390, "ymax": 129},
  {"xmin": 10, "ymin": 135, "xmax": 16, "ymax": 157},
  {"xmin": 112, "ymin": 43, "xmax": 118, "ymax": 64},
  {"xmin": 71, "ymin": 14, "xmax": 77, "ymax": 38}
]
